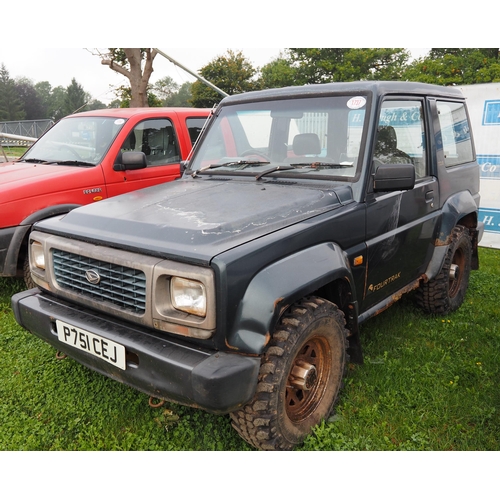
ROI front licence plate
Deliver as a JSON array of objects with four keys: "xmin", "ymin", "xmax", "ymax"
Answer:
[{"xmin": 56, "ymin": 320, "xmax": 126, "ymax": 370}]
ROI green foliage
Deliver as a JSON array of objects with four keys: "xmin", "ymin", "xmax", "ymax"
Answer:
[
  {"xmin": 402, "ymin": 48, "xmax": 500, "ymax": 85},
  {"xmin": 13, "ymin": 77, "xmax": 45, "ymax": 120},
  {"xmin": 163, "ymin": 82, "xmax": 193, "ymax": 107},
  {"xmin": 257, "ymin": 48, "xmax": 500, "ymax": 89},
  {"xmin": 257, "ymin": 48, "xmax": 410, "ymax": 88},
  {"xmin": 112, "ymin": 84, "xmax": 163, "ymax": 108},
  {"xmin": 286, "ymin": 48, "xmax": 411, "ymax": 84},
  {"xmin": 259, "ymin": 56, "xmax": 298, "ymax": 90},
  {"xmin": 1, "ymin": 248, "xmax": 499, "ymax": 451},
  {"xmin": 190, "ymin": 50, "xmax": 258, "ymax": 108},
  {"xmin": 64, "ymin": 78, "xmax": 89, "ymax": 115},
  {"xmin": 0, "ymin": 64, "xmax": 25, "ymax": 120}
]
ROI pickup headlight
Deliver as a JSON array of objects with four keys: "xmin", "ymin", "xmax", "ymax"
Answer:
[
  {"xmin": 30, "ymin": 240, "xmax": 45, "ymax": 269},
  {"xmin": 171, "ymin": 277, "xmax": 207, "ymax": 317}
]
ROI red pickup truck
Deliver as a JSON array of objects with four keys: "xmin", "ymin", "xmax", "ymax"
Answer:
[{"xmin": 0, "ymin": 106, "xmax": 210, "ymax": 286}]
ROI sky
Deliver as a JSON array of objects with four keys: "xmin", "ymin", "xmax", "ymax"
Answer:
[{"xmin": 1, "ymin": 0, "xmax": 493, "ymax": 107}]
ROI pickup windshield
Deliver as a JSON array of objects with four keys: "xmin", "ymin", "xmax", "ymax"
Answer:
[
  {"xmin": 20, "ymin": 116, "xmax": 127, "ymax": 166},
  {"xmin": 189, "ymin": 95, "xmax": 369, "ymax": 180}
]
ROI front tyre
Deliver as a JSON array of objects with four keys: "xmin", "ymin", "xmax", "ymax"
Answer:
[
  {"xmin": 23, "ymin": 254, "xmax": 36, "ymax": 289},
  {"xmin": 230, "ymin": 296, "xmax": 348, "ymax": 450},
  {"xmin": 416, "ymin": 225, "xmax": 472, "ymax": 315}
]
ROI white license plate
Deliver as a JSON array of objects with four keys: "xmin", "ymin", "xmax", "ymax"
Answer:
[{"xmin": 56, "ymin": 320, "xmax": 126, "ymax": 370}]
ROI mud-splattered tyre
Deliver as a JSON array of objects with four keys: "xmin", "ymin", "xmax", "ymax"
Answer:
[
  {"xmin": 230, "ymin": 296, "xmax": 348, "ymax": 450},
  {"xmin": 416, "ymin": 225, "xmax": 472, "ymax": 315}
]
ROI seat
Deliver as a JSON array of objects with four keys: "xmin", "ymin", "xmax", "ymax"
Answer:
[
  {"xmin": 374, "ymin": 126, "xmax": 412, "ymax": 164},
  {"xmin": 292, "ymin": 133, "xmax": 321, "ymax": 156}
]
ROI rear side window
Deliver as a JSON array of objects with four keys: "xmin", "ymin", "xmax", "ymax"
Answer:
[
  {"xmin": 436, "ymin": 101, "xmax": 474, "ymax": 167},
  {"xmin": 186, "ymin": 117, "xmax": 208, "ymax": 146}
]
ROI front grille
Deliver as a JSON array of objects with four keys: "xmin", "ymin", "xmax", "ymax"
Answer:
[{"xmin": 52, "ymin": 249, "xmax": 147, "ymax": 314}]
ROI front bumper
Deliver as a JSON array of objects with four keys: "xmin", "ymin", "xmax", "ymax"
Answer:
[{"xmin": 11, "ymin": 288, "xmax": 260, "ymax": 414}]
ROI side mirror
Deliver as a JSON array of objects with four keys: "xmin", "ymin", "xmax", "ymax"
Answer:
[
  {"xmin": 113, "ymin": 151, "xmax": 148, "ymax": 171},
  {"xmin": 373, "ymin": 163, "xmax": 415, "ymax": 191}
]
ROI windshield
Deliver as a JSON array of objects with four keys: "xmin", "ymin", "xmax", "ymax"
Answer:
[
  {"xmin": 189, "ymin": 95, "xmax": 368, "ymax": 180},
  {"xmin": 20, "ymin": 116, "xmax": 127, "ymax": 166}
]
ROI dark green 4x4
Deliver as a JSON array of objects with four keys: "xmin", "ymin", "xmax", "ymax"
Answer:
[{"xmin": 12, "ymin": 81, "xmax": 484, "ymax": 450}]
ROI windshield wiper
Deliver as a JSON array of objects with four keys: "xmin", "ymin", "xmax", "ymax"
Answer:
[
  {"xmin": 51, "ymin": 160, "xmax": 95, "ymax": 167},
  {"xmin": 255, "ymin": 161, "xmax": 355, "ymax": 180},
  {"xmin": 22, "ymin": 158, "xmax": 50, "ymax": 164},
  {"xmin": 255, "ymin": 165, "xmax": 296, "ymax": 180},
  {"xmin": 21, "ymin": 158, "xmax": 94, "ymax": 167},
  {"xmin": 288, "ymin": 161, "xmax": 353, "ymax": 169},
  {"xmin": 192, "ymin": 159, "xmax": 270, "ymax": 177}
]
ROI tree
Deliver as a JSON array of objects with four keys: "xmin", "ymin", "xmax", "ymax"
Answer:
[
  {"xmin": 163, "ymin": 82, "xmax": 193, "ymax": 107},
  {"xmin": 64, "ymin": 78, "xmax": 89, "ymax": 115},
  {"xmin": 150, "ymin": 78, "xmax": 193, "ymax": 107},
  {"xmin": 14, "ymin": 77, "xmax": 45, "ymax": 120},
  {"xmin": 285, "ymin": 48, "xmax": 410, "ymax": 85},
  {"xmin": 0, "ymin": 64, "xmax": 25, "ymax": 121},
  {"xmin": 190, "ymin": 50, "xmax": 257, "ymax": 108},
  {"xmin": 50, "ymin": 86, "xmax": 69, "ymax": 121},
  {"xmin": 403, "ymin": 48, "xmax": 500, "ymax": 85},
  {"xmin": 151, "ymin": 76, "xmax": 179, "ymax": 102},
  {"xmin": 258, "ymin": 55, "xmax": 298, "ymax": 89},
  {"xmin": 112, "ymin": 84, "xmax": 162, "ymax": 108},
  {"xmin": 97, "ymin": 48, "xmax": 158, "ymax": 107}
]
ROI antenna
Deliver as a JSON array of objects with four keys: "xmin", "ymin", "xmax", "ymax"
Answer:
[{"xmin": 155, "ymin": 49, "xmax": 229, "ymax": 98}]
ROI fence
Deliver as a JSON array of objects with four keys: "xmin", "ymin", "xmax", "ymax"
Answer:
[{"xmin": 0, "ymin": 119, "xmax": 53, "ymax": 146}]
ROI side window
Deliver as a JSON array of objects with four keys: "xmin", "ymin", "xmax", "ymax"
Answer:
[
  {"xmin": 186, "ymin": 117, "xmax": 208, "ymax": 146},
  {"xmin": 374, "ymin": 100, "xmax": 427, "ymax": 179},
  {"xmin": 120, "ymin": 119, "xmax": 180, "ymax": 166},
  {"xmin": 436, "ymin": 101, "xmax": 474, "ymax": 167}
]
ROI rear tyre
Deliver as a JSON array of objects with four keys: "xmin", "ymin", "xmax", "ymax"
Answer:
[
  {"xmin": 416, "ymin": 225, "xmax": 472, "ymax": 315},
  {"xmin": 230, "ymin": 296, "xmax": 348, "ymax": 450}
]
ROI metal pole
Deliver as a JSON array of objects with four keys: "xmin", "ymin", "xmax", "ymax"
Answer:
[{"xmin": 155, "ymin": 49, "xmax": 229, "ymax": 98}]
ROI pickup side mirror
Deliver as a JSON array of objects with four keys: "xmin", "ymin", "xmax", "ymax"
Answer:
[
  {"xmin": 373, "ymin": 163, "xmax": 416, "ymax": 191},
  {"xmin": 113, "ymin": 151, "xmax": 148, "ymax": 171}
]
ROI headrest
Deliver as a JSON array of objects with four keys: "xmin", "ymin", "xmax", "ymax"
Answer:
[
  {"xmin": 375, "ymin": 126, "xmax": 397, "ymax": 152},
  {"xmin": 293, "ymin": 133, "xmax": 321, "ymax": 155}
]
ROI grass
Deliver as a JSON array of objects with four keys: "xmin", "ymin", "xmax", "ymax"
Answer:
[
  {"xmin": 1, "ymin": 248, "xmax": 499, "ymax": 451},
  {"xmin": 0, "ymin": 146, "xmax": 28, "ymax": 159}
]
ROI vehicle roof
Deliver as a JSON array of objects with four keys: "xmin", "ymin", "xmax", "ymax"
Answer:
[
  {"xmin": 67, "ymin": 107, "xmax": 211, "ymax": 119},
  {"xmin": 219, "ymin": 81, "xmax": 465, "ymax": 106}
]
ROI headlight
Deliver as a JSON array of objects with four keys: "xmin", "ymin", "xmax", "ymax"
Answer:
[
  {"xmin": 171, "ymin": 277, "xmax": 207, "ymax": 317},
  {"xmin": 30, "ymin": 241, "xmax": 45, "ymax": 269}
]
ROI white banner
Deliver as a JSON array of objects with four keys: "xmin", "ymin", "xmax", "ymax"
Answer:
[{"xmin": 459, "ymin": 83, "xmax": 500, "ymax": 249}]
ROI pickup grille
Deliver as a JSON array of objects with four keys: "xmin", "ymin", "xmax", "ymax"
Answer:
[{"xmin": 52, "ymin": 249, "xmax": 147, "ymax": 314}]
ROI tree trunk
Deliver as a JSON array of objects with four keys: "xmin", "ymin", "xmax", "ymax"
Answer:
[
  {"xmin": 100, "ymin": 48, "xmax": 157, "ymax": 107},
  {"xmin": 124, "ymin": 49, "xmax": 156, "ymax": 107}
]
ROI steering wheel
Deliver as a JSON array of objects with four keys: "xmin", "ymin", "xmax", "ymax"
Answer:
[{"xmin": 240, "ymin": 149, "xmax": 271, "ymax": 161}]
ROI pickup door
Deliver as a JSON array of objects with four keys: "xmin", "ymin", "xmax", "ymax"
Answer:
[
  {"xmin": 362, "ymin": 98, "xmax": 440, "ymax": 313},
  {"xmin": 104, "ymin": 111, "xmax": 208, "ymax": 197}
]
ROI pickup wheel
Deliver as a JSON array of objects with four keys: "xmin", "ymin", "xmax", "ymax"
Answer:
[
  {"xmin": 230, "ymin": 296, "xmax": 348, "ymax": 450},
  {"xmin": 416, "ymin": 225, "xmax": 472, "ymax": 315}
]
